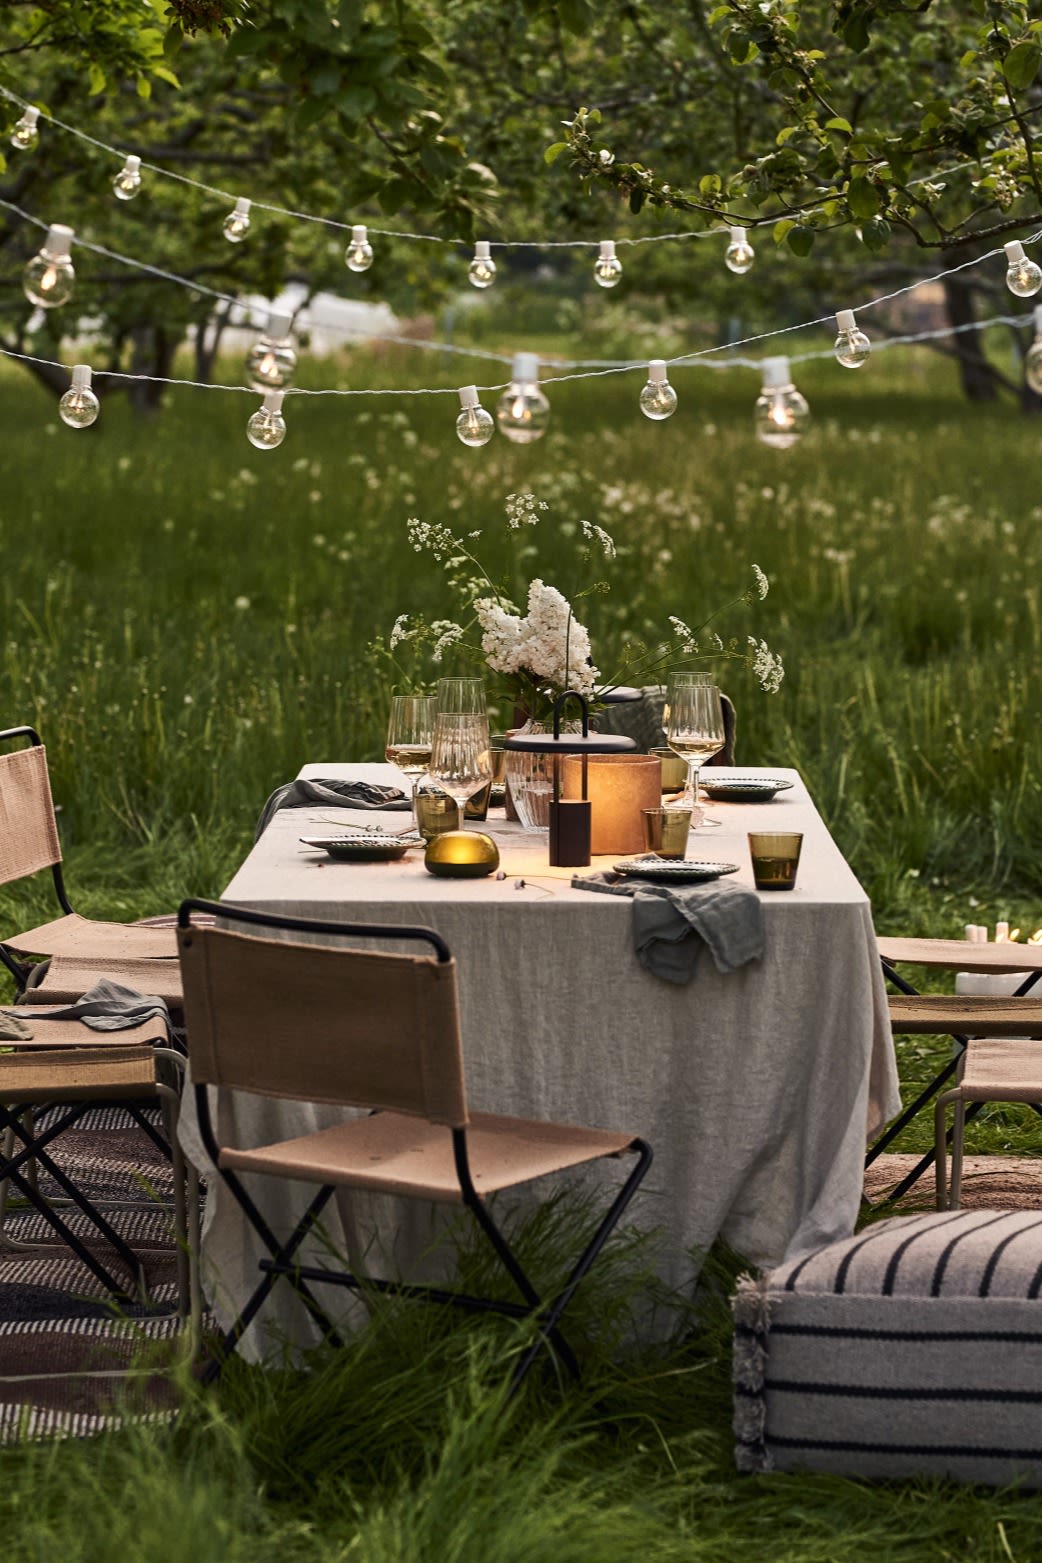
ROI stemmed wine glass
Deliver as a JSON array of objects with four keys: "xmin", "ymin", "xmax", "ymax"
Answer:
[
  {"xmin": 385, "ymin": 694, "xmax": 437, "ymax": 826},
  {"xmin": 666, "ymin": 673, "xmax": 725, "ymax": 812},
  {"xmin": 428, "ymin": 677, "xmax": 492, "ymax": 827}
]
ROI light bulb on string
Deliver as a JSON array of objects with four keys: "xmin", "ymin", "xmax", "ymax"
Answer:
[
  {"xmin": 468, "ymin": 241, "xmax": 496, "ymax": 289},
  {"xmin": 725, "ymin": 226, "xmax": 755, "ymax": 275},
  {"xmin": 112, "ymin": 155, "xmax": 142, "ymax": 201},
  {"xmin": 23, "ymin": 224, "xmax": 75, "ymax": 309},
  {"xmin": 58, "ymin": 364, "xmax": 99, "ymax": 429},
  {"xmin": 456, "ymin": 385, "xmax": 495, "ymax": 446},
  {"xmin": 246, "ymin": 391, "xmax": 286, "ymax": 450},
  {"xmin": 10, "ymin": 106, "xmax": 39, "ymax": 151},
  {"xmin": 345, "ymin": 224, "xmax": 374, "ymax": 273},
  {"xmin": 754, "ymin": 357, "xmax": 809, "ymax": 449},
  {"xmin": 1026, "ymin": 305, "xmax": 1042, "ymax": 395},
  {"xmin": 1005, "ymin": 240, "xmax": 1042, "ymax": 298},
  {"xmin": 639, "ymin": 360, "xmax": 678, "ymax": 421},
  {"xmin": 496, "ymin": 353, "xmax": 550, "ymax": 444},
  {"xmin": 245, "ymin": 314, "xmax": 297, "ymax": 392},
  {"xmin": 223, "ymin": 198, "xmax": 251, "ymax": 243},
  {"xmin": 593, "ymin": 240, "xmax": 623, "ymax": 288},
  {"xmin": 834, "ymin": 308, "xmax": 871, "ymax": 368}
]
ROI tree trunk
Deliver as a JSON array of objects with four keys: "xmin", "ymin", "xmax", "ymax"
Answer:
[
  {"xmin": 942, "ymin": 272, "xmax": 1000, "ymax": 402},
  {"xmin": 127, "ymin": 326, "xmax": 177, "ymax": 415},
  {"xmin": 195, "ymin": 302, "xmax": 233, "ymax": 382}
]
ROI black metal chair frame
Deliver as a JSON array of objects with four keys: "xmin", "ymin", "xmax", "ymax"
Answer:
[
  {"xmin": 180, "ymin": 898, "xmax": 653, "ymax": 1390},
  {"xmin": 866, "ymin": 957, "xmax": 1042, "ymax": 1205}
]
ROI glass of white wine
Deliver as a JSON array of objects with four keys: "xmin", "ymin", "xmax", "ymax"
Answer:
[
  {"xmin": 385, "ymin": 695, "xmax": 437, "ymax": 825},
  {"xmin": 428, "ymin": 711, "xmax": 492, "ymax": 828},
  {"xmin": 666, "ymin": 674, "xmax": 725, "ymax": 813}
]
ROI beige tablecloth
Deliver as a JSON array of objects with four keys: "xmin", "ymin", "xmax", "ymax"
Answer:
[{"xmin": 178, "ymin": 765, "xmax": 900, "ymax": 1356}]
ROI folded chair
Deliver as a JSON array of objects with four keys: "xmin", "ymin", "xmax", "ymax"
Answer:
[
  {"xmin": 0, "ymin": 726, "xmax": 179, "ymax": 995},
  {"xmin": 867, "ymin": 937, "xmax": 1042, "ymax": 1203},
  {"xmin": 176, "ymin": 899, "xmax": 653, "ymax": 1387},
  {"xmin": 0, "ymin": 1011, "xmax": 193, "ymax": 1311}
]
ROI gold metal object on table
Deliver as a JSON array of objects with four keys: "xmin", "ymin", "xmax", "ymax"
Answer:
[{"xmin": 424, "ymin": 831, "xmax": 500, "ymax": 878}]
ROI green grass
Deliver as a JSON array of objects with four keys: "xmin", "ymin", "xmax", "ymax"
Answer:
[{"xmin": 4, "ymin": 343, "xmax": 1042, "ymax": 1553}]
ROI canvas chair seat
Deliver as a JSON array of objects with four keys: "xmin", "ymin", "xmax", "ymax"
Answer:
[
  {"xmin": 4, "ymin": 911, "xmax": 178, "ymax": 962},
  {"xmin": 220, "ymin": 1109, "xmax": 636, "ymax": 1203},
  {"xmin": 21, "ymin": 953, "xmax": 184, "ymax": 1015}
]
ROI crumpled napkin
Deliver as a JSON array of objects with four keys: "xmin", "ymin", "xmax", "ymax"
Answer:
[
  {"xmin": 255, "ymin": 776, "xmax": 411, "ymax": 839},
  {"xmin": 4, "ymin": 979, "xmax": 171, "ymax": 1036},
  {"xmin": 572, "ymin": 872, "xmax": 765, "ymax": 986}
]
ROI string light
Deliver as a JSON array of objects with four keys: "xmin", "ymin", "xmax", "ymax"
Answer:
[
  {"xmin": 593, "ymin": 240, "xmax": 623, "ymax": 288},
  {"xmin": 1005, "ymin": 240, "xmax": 1042, "ymax": 298},
  {"xmin": 345, "ymin": 224, "xmax": 374, "ymax": 273},
  {"xmin": 112, "ymin": 155, "xmax": 143, "ymax": 201},
  {"xmin": 23, "ymin": 223, "xmax": 75, "ymax": 308},
  {"xmin": 455, "ymin": 385, "xmax": 495, "ymax": 446},
  {"xmin": 468, "ymin": 241, "xmax": 496, "ymax": 289},
  {"xmin": 58, "ymin": 364, "xmax": 99, "ymax": 429},
  {"xmin": 725, "ymin": 226, "xmax": 755, "ymax": 275},
  {"xmin": 246, "ymin": 390, "xmax": 286, "ymax": 449},
  {"xmin": 834, "ymin": 309, "xmax": 871, "ymax": 368},
  {"xmin": 10, "ymin": 106, "xmax": 38, "ymax": 151},
  {"xmin": 496, "ymin": 353, "xmax": 550, "ymax": 443},
  {"xmin": 245, "ymin": 313, "xmax": 297, "ymax": 392},
  {"xmin": 223, "ymin": 197, "xmax": 251, "ymax": 244},
  {"xmin": 639, "ymin": 360, "xmax": 677, "ymax": 420},
  {"xmin": 754, "ymin": 357, "xmax": 809, "ymax": 449},
  {"xmin": 1025, "ymin": 305, "xmax": 1042, "ymax": 394}
]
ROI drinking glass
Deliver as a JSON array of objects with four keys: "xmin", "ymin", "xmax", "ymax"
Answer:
[
  {"xmin": 435, "ymin": 676, "xmax": 487, "ymax": 718},
  {"xmin": 385, "ymin": 694, "xmax": 437, "ymax": 824},
  {"xmin": 666, "ymin": 675, "xmax": 725, "ymax": 810},
  {"xmin": 428, "ymin": 711, "xmax": 492, "ymax": 826}
]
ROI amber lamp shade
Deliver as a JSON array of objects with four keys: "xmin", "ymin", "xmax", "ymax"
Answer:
[
  {"xmin": 561, "ymin": 754, "xmax": 662, "ymax": 855},
  {"xmin": 424, "ymin": 830, "xmax": 500, "ymax": 878}
]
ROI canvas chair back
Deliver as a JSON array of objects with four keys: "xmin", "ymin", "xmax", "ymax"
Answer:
[
  {"xmin": 0, "ymin": 743, "xmax": 62, "ymax": 887},
  {"xmin": 178, "ymin": 923, "xmax": 469, "ymax": 1127}
]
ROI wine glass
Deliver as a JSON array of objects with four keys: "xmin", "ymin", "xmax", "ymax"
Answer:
[
  {"xmin": 666, "ymin": 675, "xmax": 725, "ymax": 812},
  {"xmin": 435, "ymin": 676, "xmax": 487, "ymax": 718},
  {"xmin": 385, "ymin": 695, "xmax": 437, "ymax": 825},
  {"xmin": 428, "ymin": 711, "xmax": 492, "ymax": 827}
]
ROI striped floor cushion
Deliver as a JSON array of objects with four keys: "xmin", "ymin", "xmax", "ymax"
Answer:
[{"xmin": 733, "ymin": 1208, "xmax": 1042, "ymax": 1486}]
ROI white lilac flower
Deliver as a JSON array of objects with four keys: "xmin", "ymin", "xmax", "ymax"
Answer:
[
  {"xmin": 747, "ymin": 636, "xmax": 785, "ymax": 693},
  {"xmin": 751, "ymin": 564, "xmax": 769, "ymax": 600},
  {"xmin": 580, "ymin": 519, "xmax": 617, "ymax": 559}
]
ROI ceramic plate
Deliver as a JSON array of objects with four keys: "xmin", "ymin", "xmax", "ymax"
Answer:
[
  {"xmin": 699, "ymin": 777, "xmax": 794, "ymax": 802},
  {"xmin": 299, "ymin": 834, "xmax": 422, "ymax": 862},
  {"xmin": 612, "ymin": 858, "xmax": 740, "ymax": 884}
]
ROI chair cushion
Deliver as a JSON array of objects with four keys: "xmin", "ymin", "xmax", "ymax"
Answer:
[{"xmin": 733, "ymin": 1208, "xmax": 1042, "ymax": 1487}]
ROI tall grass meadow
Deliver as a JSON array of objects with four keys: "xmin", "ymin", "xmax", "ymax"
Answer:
[{"xmin": 3, "ymin": 339, "xmax": 1042, "ymax": 1555}]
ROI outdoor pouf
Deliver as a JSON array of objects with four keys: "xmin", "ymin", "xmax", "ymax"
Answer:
[{"xmin": 733, "ymin": 1208, "xmax": 1042, "ymax": 1487}]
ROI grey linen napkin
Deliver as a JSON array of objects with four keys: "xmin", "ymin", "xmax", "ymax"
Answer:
[
  {"xmin": 4, "ymin": 979, "xmax": 171, "ymax": 1036},
  {"xmin": 255, "ymin": 777, "xmax": 411, "ymax": 839},
  {"xmin": 0, "ymin": 1012, "xmax": 34, "ymax": 1041},
  {"xmin": 572, "ymin": 873, "xmax": 765, "ymax": 986}
]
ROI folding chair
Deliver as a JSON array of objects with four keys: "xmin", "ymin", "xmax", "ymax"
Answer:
[
  {"xmin": 176, "ymin": 898, "xmax": 653, "ymax": 1387},
  {"xmin": 867, "ymin": 936, "xmax": 1042, "ymax": 1203},
  {"xmin": 0, "ymin": 725, "xmax": 179, "ymax": 994},
  {"xmin": 0, "ymin": 1011, "xmax": 194, "ymax": 1311}
]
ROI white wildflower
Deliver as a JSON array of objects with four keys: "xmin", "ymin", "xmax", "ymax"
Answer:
[
  {"xmin": 580, "ymin": 519, "xmax": 617, "ymax": 559},
  {"xmin": 751, "ymin": 564, "xmax": 769, "ymax": 600},
  {"xmin": 747, "ymin": 636, "xmax": 785, "ymax": 693},
  {"xmin": 430, "ymin": 620, "xmax": 465, "ymax": 663},
  {"xmin": 234, "ymin": 595, "xmax": 250, "ymax": 611},
  {"xmin": 669, "ymin": 615, "xmax": 698, "ymax": 653},
  {"xmin": 475, "ymin": 581, "xmax": 599, "ymax": 694},
  {"xmin": 389, "ymin": 614, "xmax": 410, "ymax": 649},
  {"xmin": 505, "ymin": 493, "xmax": 548, "ymax": 529}
]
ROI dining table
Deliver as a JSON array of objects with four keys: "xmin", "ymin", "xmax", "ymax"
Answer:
[{"xmin": 178, "ymin": 763, "xmax": 900, "ymax": 1358}]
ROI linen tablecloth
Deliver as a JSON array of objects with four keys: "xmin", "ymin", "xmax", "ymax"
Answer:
[{"xmin": 178, "ymin": 765, "xmax": 900, "ymax": 1356}]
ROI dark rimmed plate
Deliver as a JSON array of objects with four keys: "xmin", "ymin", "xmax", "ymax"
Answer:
[
  {"xmin": 299, "ymin": 834, "xmax": 422, "ymax": 862},
  {"xmin": 612, "ymin": 858, "xmax": 740, "ymax": 885},
  {"xmin": 699, "ymin": 777, "xmax": 794, "ymax": 802}
]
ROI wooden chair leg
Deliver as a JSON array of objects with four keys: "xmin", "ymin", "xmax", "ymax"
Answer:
[{"xmin": 935, "ymin": 1090, "xmax": 952, "ymax": 1210}]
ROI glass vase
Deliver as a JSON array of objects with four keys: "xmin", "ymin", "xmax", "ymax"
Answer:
[{"xmin": 505, "ymin": 717, "xmax": 582, "ymax": 833}]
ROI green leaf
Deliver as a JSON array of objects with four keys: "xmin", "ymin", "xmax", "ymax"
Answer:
[
  {"xmin": 775, "ymin": 125, "xmax": 799, "ymax": 146},
  {"xmin": 136, "ymin": 75, "xmax": 152, "ymax": 99},
  {"xmin": 1004, "ymin": 39, "xmax": 1042, "ymax": 90},
  {"xmin": 293, "ymin": 95, "xmax": 329, "ymax": 131},
  {"xmin": 699, "ymin": 172, "xmax": 722, "ymax": 193},
  {"xmin": 825, "ymin": 116, "xmax": 853, "ymax": 134},
  {"xmin": 772, "ymin": 217, "xmax": 796, "ymax": 242},
  {"xmin": 859, "ymin": 215, "xmax": 891, "ymax": 251},
  {"xmin": 887, "ymin": 151, "xmax": 912, "ymax": 185},
  {"xmin": 335, "ymin": 85, "xmax": 375, "ymax": 118},
  {"xmin": 87, "ymin": 63, "xmax": 107, "ymax": 96},
  {"xmin": 543, "ymin": 142, "xmax": 568, "ymax": 165},
  {"xmin": 629, "ymin": 188, "xmax": 646, "ymax": 215},
  {"xmin": 847, "ymin": 176, "xmax": 881, "ymax": 219},
  {"xmin": 842, "ymin": 12, "xmax": 871, "ymax": 51},
  {"xmin": 786, "ymin": 225, "xmax": 815, "ymax": 256},
  {"xmin": 151, "ymin": 65, "xmax": 180, "ymax": 88}
]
